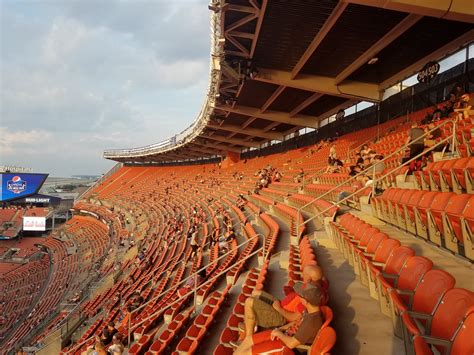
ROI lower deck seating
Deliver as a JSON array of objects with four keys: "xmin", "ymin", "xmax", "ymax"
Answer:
[{"xmin": 330, "ymin": 212, "xmax": 474, "ymax": 354}]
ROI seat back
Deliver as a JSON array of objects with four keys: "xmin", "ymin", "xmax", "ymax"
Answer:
[
  {"xmin": 431, "ymin": 288, "xmax": 474, "ymax": 340},
  {"xmin": 372, "ymin": 238, "xmax": 401, "ymax": 263},
  {"xmin": 383, "ymin": 188, "xmax": 398, "ymax": 201},
  {"xmin": 463, "ymin": 195, "xmax": 474, "ymax": 226},
  {"xmin": 352, "ymin": 222, "xmax": 371, "ymax": 238},
  {"xmin": 452, "ymin": 157, "xmax": 474, "ymax": 189},
  {"xmin": 407, "ymin": 190, "xmax": 426, "ymax": 208},
  {"xmin": 416, "ymin": 192, "xmax": 439, "ymax": 225},
  {"xmin": 397, "ymin": 256, "xmax": 432, "ymax": 291},
  {"xmin": 365, "ymin": 232, "xmax": 388, "ymax": 254},
  {"xmin": 451, "ymin": 311, "xmax": 474, "ymax": 355},
  {"xmin": 412, "ymin": 270, "xmax": 455, "ymax": 315},
  {"xmin": 418, "ymin": 191, "xmax": 439, "ymax": 210},
  {"xmin": 398, "ymin": 189, "xmax": 417, "ymax": 208},
  {"xmin": 429, "ymin": 192, "xmax": 456, "ymax": 232},
  {"xmin": 445, "ymin": 194, "xmax": 472, "ymax": 241},
  {"xmin": 358, "ymin": 227, "xmax": 379, "ymax": 247},
  {"xmin": 310, "ymin": 326, "xmax": 337, "ymax": 355},
  {"xmin": 384, "ymin": 246, "xmax": 415, "ymax": 275}
]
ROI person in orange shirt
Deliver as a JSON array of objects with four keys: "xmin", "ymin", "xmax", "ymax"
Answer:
[
  {"xmin": 234, "ymin": 265, "xmax": 328, "ymax": 345},
  {"xmin": 233, "ymin": 283, "xmax": 325, "ymax": 355}
]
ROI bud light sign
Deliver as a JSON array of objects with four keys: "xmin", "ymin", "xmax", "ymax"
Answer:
[{"xmin": 1, "ymin": 173, "xmax": 48, "ymax": 201}]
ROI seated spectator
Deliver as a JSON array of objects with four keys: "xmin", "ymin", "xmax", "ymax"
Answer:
[
  {"xmin": 131, "ymin": 292, "xmax": 144, "ymax": 309},
  {"xmin": 348, "ymin": 165, "xmax": 362, "ymax": 177},
  {"xmin": 328, "ymin": 144, "xmax": 337, "ymax": 164},
  {"xmin": 452, "ymin": 84, "xmax": 465, "ymax": 99},
  {"xmin": 177, "ymin": 269, "xmax": 206, "ymax": 297},
  {"xmin": 338, "ymin": 180, "xmax": 364, "ymax": 202},
  {"xmin": 103, "ymin": 322, "xmax": 118, "ymax": 345},
  {"xmin": 119, "ymin": 306, "xmax": 134, "ymax": 330},
  {"xmin": 107, "ymin": 333, "xmax": 124, "ymax": 354},
  {"xmin": 233, "ymin": 283, "xmax": 325, "ymax": 355},
  {"xmin": 294, "ymin": 168, "xmax": 305, "ymax": 183},
  {"xmin": 441, "ymin": 100, "xmax": 454, "ymax": 118},
  {"xmin": 454, "ymin": 93, "xmax": 472, "ymax": 120},
  {"xmin": 190, "ymin": 228, "xmax": 199, "ymax": 258},
  {"xmin": 372, "ymin": 155, "xmax": 385, "ymax": 174},
  {"xmin": 272, "ymin": 170, "xmax": 282, "ymax": 182},
  {"xmin": 236, "ymin": 265, "xmax": 326, "ymax": 343},
  {"xmin": 219, "ymin": 229, "xmax": 236, "ymax": 253},
  {"xmin": 87, "ymin": 337, "xmax": 107, "ymax": 355},
  {"xmin": 237, "ymin": 195, "xmax": 247, "ymax": 211}
]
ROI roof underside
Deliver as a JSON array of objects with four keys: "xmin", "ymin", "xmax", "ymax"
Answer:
[{"xmin": 112, "ymin": 0, "xmax": 474, "ymax": 163}]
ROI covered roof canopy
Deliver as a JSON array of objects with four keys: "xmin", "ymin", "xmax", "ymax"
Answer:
[{"xmin": 106, "ymin": 0, "xmax": 474, "ymax": 163}]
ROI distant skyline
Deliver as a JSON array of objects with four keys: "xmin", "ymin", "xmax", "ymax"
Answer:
[{"xmin": 1, "ymin": 0, "xmax": 210, "ymax": 177}]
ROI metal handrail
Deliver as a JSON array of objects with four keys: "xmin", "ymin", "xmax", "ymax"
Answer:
[
  {"xmin": 295, "ymin": 119, "xmax": 457, "ymax": 237},
  {"xmin": 125, "ymin": 243, "xmax": 264, "ymax": 347},
  {"xmin": 103, "ymin": 10, "xmax": 223, "ymax": 160},
  {"xmin": 318, "ymin": 134, "xmax": 457, "ymax": 219},
  {"xmin": 65, "ymin": 232, "xmax": 263, "ymax": 353},
  {"xmin": 77, "ymin": 162, "xmax": 122, "ymax": 201}
]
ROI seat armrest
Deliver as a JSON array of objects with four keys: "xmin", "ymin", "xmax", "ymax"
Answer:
[
  {"xmin": 402, "ymin": 312, "xmax": 422, "ymax": 336},
  {"xmin": 390, "ymin": 290, "xmax": 408, "ymax": 313},
  {"xmin": 296, "ymin": 344, "xmax": 310, "ymax": 352},
  {"xmin": 421, "ymin": 335, "xmax": 451, "ymax": 353}
]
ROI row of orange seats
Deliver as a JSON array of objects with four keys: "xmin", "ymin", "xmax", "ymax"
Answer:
[{"xmin": 330, "ymin": 213, "xmax": 473, "ymax": 355}]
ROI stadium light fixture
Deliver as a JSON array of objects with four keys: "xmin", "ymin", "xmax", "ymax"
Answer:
[{"xmin": 368, "ymin": 57, "xmax": 378, "ymax": 65}]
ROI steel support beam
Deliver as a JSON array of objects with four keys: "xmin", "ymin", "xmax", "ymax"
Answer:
[
  {"xmin": 208, "ymin": 123, "xmax": 284, "ymax": 140},
  {"xmin": 342, "ymin": 0, "xmax": 474, "ymax": 23},
  {"xmin": 289, "ymin": 93, "xmax": 323, "ymax": 117},
  {"xmin": 193, "ymin": 140, "xmax": 242, "ymax": 153},
  {"xmin": 255, "ymin": 68, "xmax": 381, "ymax": 102},
  {"xmin": 335, "ymin": 14, "xmax": 423, "ymax": 84},
  {"xmin": 218, "ymin": 104, "xmax": 319, "ymax": 128},
  {"xmin": 200, "ymin": 134, "xmax": 261, "ymax": 148},
  {"xmin": 380, "ymin": 29, "xmax": 474, "ymax": 89},
  {"xmin": 291, "ymin": 2, "xmax": 349, "ymax": 79}
]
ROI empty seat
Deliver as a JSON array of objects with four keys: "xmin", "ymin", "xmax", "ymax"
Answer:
[
  {"xmin": 404, "ymin": 190, "xmax": 426, "ymax": 234},
  {"xmin": 359, "ymin": 238, "xmax": 401, "ymax": 288},
  {"xmin": 414, "ymin": 191, "xmax": 438, "ymax": 240},
  {"xmin": 378, "ymin": 256, "xmax": 432, "ymax": 320},
  {"xmin": 369, "ymin": 246, "xmax": 415, "ymax": 301},
  {"xmin": 392, "ymin": 269, "xmax": 455, "ymax": 341},
  {"xmin": 443, "ymin": 194, "xmax": 472, "ymax": 256},
  {"xmin": 427, "ymin": 192, "xmax": 455, "ymax": 246},
  {"xmin": 403, "ymin": 288, "xmax": 474, "ymax": 353},
  {"xmin": 415, "ymin": 310, "xmax": 474, "ymax": 355}
]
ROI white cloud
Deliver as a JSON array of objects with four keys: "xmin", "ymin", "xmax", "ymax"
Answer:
[
  {"xmin": 0, "ymin": 127, "xmax": 53, "ymax": 155},
  {"xmin": 0, "ymin": 0, "xmax": 211, "ymax": 176}
]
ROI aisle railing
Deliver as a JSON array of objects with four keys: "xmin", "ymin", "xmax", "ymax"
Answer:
[
  {"xmin": 65, "ymin": 232, "xmax": 263, "ymax": 353},
  {"xmin": 295, "ymin": 119, "xmax": 458, "ymax": 238}
]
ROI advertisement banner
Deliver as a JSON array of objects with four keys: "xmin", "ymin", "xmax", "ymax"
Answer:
[
  {"xmin": 23, "ymin": 216, "xmax": 46, "ymax": 231},
  {"xmin": 0, "ymin": 173, "xmax": 48, "ymax": 202}
]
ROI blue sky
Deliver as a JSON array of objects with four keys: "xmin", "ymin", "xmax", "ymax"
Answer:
[{"xmin": 1, "ymin": 0, "xmax": 210, "ymax": 176}]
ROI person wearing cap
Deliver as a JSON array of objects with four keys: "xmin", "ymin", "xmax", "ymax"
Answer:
[
  {"xmin": 233, "ymin": 283, "xmax": 324, "ymax": 355},
  {"xmin": 235, "ymin": 265, "xmax": 327, "ymax": 346}
]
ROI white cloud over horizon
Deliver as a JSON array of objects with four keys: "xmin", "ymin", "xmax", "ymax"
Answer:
[{"xmin": 1, "ymin": 0, "xmax": 210, "ymax": 177}]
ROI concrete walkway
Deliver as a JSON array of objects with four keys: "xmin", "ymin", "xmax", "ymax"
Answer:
[{"xmin": 313, "ymin": 235, "xmax": 405, "ymax": 355}]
